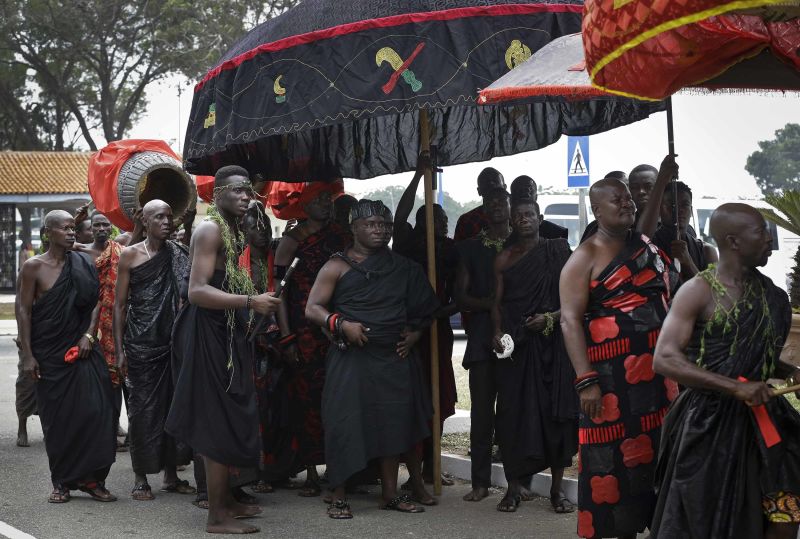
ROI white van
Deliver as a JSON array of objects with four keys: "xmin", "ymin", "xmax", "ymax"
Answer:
[
  {"xmin": 539, "ymin": 194, "xmax": 795, "ymax": 292},
  {"xmin": 538, "ymin": 194, "xmax": 594, "ymax": 248}
]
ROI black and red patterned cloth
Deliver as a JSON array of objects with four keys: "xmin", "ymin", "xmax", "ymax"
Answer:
[
  {"xmin": 577, "ymin": 234, "xmax": 678, "ymax": 538},
  {"xmin": 284, "ymin": 223, "xmax": 350, "ymax": 467}
]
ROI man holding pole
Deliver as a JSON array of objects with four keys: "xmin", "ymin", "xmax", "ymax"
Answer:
[{"xmin": 651, "ymin": 203, "xmax": 800, "ymax": 539}]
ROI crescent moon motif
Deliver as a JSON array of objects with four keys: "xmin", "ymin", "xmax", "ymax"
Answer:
[{"xmin": 274, "ymin": 75, "xmax": 286, "ymax": 96}]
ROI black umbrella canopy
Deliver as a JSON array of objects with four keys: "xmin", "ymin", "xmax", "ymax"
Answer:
[{"xmin": 183, "ymin": 0, "xmax": 663, "ymax": 180}]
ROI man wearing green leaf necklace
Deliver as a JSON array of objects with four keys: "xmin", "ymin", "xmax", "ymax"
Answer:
[
  {"xmin": 652, "ymin": 203, "xmax": 800, "ymax": 539},
  {"xmin": 454, "ymin": 187, "xmax": 511, "ymax": 503},
  {"xmin": 166, "ymin": 165, "xmax": 281, "ymax": 535}
]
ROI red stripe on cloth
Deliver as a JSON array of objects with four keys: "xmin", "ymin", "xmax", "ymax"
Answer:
[
  {"xmin": 648, "ymin": 329, "xmax": 661, "ymax": 349},
  {"xmin": 640, "ymin": 406, "xmax": 669, "ymax": 433},
  {"xmin": 587, "ymin": 338, "xmax": 630, "ymax": 363},
  {"xmin": 381, "ymin": 41, "xmax": 426, "ymax": 94},
  {"xmin": 579, "ymin": 423, "xmax": 626, "ymax": 445},
  {"xmin": 196, "ymin": 3, "xmax": 583, "ymax": 90}
]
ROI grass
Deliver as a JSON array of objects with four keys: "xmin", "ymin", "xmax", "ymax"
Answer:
[
  {"xmin": 0, "ymin": 302, "xmax": 13, "ymax": 321},
  {"xmin": 452, "ymin": 354, "xmax": 470, "ymax": 411}
]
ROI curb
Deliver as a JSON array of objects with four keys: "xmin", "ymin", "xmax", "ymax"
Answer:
[{"xmin": 441, "ymin": 452, "xmax": 578, "ymax": 504}]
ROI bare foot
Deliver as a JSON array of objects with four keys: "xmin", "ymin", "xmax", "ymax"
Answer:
[
  {"xmin": 463, "ymin": 487, "xmax": 489, "ymax": 502},
  {"xmin": 519, "ymin": 485, "xmax": 535, "ymax": 501},
  {"xmin": 17, "ymin": 431, "xmax": 29, "ymax": 447},
  {"xmin": 228, "ymin": 501, "xmax": 262, "ymax": 519},
  {"xmin": 411, "ymin": 485, "xmax": 437, "ymax": 506},
  {"xmin": 206, "ymin": 516, "xmax": 259, "ymax": 534}
]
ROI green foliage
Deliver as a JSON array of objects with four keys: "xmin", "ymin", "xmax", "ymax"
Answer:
[
  {"xmin": 746, "ymin": 123, "xmax": 800, "ymax": 196},
  {"xmin": 761, "ymin": 190, "xmax": 800, "ymax": 308},
  {"xmin": 0, "ymin": 0, "xmax": 297, "ymax": 150},
  {"xmin": 360, "ymin": 184, "xmax": 481, "ymax": 238}
]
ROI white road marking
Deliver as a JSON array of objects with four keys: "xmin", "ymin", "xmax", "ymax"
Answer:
[{"xmin": 0, "ymin": 521, "xmax": 36, "ymax": 539}]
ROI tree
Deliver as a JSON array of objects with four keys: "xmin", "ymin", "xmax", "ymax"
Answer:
[
  {"xmin": 360, "ymin": 184, "xmax": 480, "ymax": 238},
  {"xmin": 760, "ymin": 191, "xmax": 800, "ymax": 308},
  {"xmin": 0, "ymin": 0, "xmax": 297, "ymax": 151},
  {"xmin": 746, "ymin": 123, "xmax": 800, "ymax": 196}
]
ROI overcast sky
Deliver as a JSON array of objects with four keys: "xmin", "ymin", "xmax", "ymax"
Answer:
[{"xmin": 129, "ymin": 76, "xmax": 800, "ymax": 205}]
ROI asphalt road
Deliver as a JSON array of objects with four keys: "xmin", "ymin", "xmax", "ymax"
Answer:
[{"xmin": 0, "ymin": 336, "xmax": 578, "ymax": 539}]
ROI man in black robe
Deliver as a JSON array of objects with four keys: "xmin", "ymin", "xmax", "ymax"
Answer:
[
  {"xmin": 455, "ymin": 187, "xmax": 511, "ymax": 502},
  {"xmin": 16, "ymin": 210, "xmax": 117, "ymax": 503},
  {"xmin": 306, "ymin": 199, "xmax": 438, "ymax": 519},
  {"xmin": 491, "ymin": 198, "xmax": 578, "ymax": 513},
  {"xmin": 509, "ymin": 175, "xmax": 569, "ymax": 240},
  {"xmin": 454, "ymin": 167, "xmax": 506, "ymax": 241},
  {"xmin": 650, "ymin": 180, "xmax": 718, "ymax": 284},
  {"xmin": 114, "ymin": 199, "xmax": 193, "ymax": 501},
  {"xmin": 652, "ymin": 203, "xmax": 800, "ymax": 539},
  {"xmin": 166, "ymin": 166, "xmax": 281, "ymax": 534}
]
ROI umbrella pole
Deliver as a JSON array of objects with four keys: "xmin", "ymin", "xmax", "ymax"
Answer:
[
  {"xmin": 419, "ymin": 109, "xmax": 442, "ymax": 496},
  {"xmin": 666, "ymin": 97, "xmax": 679, "ymax": 241}
]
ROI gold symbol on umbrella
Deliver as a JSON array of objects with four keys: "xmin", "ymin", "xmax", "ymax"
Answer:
[
  {"xmin": 375, "ymin": 44, "xmax": 425, "ymax": 94},
  {"xmin": 505, "ymin": 40, "xmax": 531, "ymax": 70},
  {"xmin": 203, "ymin": 103, "xmax": 216, "ymax": 128},
  {"xmin": 274, "ymin": 75, "xmax": 287, "ymax": 103}
]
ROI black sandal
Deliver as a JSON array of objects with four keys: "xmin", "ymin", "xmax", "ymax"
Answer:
[
  {"xmin": 48, "ymin": 485, "xmax": 70, "ymax": 504},
  {"xmin": 79, "ymin": 481, "xmax": 117, "ymax": 502},
  {"xmin": 161, "ymin": 479, "xmax": 196, "ymax": 494},
  {"xmin": 232, "ymin": 486, "xmax": 259, "ymax": 505},
  {"xmin": 131, "ymin": 482, "xmax": 154, "ymax": 501},
  {"xmin": 550, "ymin": 493, "xmax": 576, "ymax": 513},
  {"xmin": 380, "ymin": 493, "xmax": 425, "ymax": 513},
  {"xmin": 327, "ymin": 499, "xmax": 353, "ymax": 519},
  {"xmin": 298, "ymin": 479, "xmax": 322, "ymax": 497}
]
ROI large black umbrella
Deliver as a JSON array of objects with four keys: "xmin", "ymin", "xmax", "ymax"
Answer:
[
  {"xmin": 183, "ymin": 0, "xmax": 665, "ymax": 180},
  {"xmin": 183, "ymin": 0, "xmax": 665, "ymax": 494}
]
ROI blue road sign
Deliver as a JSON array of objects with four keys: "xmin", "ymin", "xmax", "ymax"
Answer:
[{"xmin": 567, "ymin": 136, "xmax": 590, "ymax": 187}]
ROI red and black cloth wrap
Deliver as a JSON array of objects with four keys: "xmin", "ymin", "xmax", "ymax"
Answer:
[
  {"xmin": 577, "ymin": 234, "xmax": 678, "ymax": 539},
  {"xmin": 284, "ymin": 223, "xmax": 350, "ymax": 467}
]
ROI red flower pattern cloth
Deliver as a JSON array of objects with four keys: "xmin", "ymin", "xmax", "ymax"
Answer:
[{"xmin": 577, "ymin": 234, "xmax": 677, "ymax": 538}]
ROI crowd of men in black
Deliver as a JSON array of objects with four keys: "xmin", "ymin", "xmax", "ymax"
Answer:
[{"xmin": 14, "ymin": 156, "xmax": 800, "ymax": 538}]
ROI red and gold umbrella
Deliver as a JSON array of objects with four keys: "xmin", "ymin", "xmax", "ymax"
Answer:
[{"xmin": 582, "ymin": 0, "xmax": 800, "ymax": 101}]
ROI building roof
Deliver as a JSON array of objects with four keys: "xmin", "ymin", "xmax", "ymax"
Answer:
[{"xmin": 0, "ymin": 151, "xmax": 91, "ymax": 194}]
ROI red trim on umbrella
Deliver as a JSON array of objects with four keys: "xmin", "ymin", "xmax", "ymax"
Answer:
[
  {"xmin": 196, "ymin": 3, "xmax": 583, "ymax": 91},
  {"xmin": 479, "ymin": 85, "xmax": 611, "ymax": 103}
]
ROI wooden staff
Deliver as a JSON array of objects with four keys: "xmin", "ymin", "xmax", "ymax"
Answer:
[
  {"xmin": 772, "ymin": 383, "xmax": 800, "ymax": 397},
  {"xmin": 419, "ymin": 109, "xmax": 442, "ymax": 496}
]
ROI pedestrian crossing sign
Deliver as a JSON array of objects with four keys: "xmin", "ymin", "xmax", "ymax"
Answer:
[{"xmin": 567, "ymin": 136, "xmax": 590, "ymax": 187}]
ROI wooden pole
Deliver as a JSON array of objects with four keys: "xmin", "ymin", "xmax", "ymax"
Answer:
[
  {"xmin": 666, "ymin": 97, "xmax": 680, "ymax": 241},
  {"xmin": 772, "ymin": 383, "xmax": 800, "ymax": 397},
  {"xmin": 419, "ymin": 109, "xmax": 442, "ymax": 496}
]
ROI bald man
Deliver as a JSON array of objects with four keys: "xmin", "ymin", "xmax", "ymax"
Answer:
[
  {"xmin": 651, "ymin": 203, "xmax": 800, "ymax": 539},
  {"xmin": 559, "ymin": 156, "xmax": 680, "ymax": 539},
  {"xmin": 16, "ymin": 210, "xmax": 117, "ymax": 503},
  {"xmin": 114, "ymin": 200, "xmax": 193, "ymax": 500}
]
